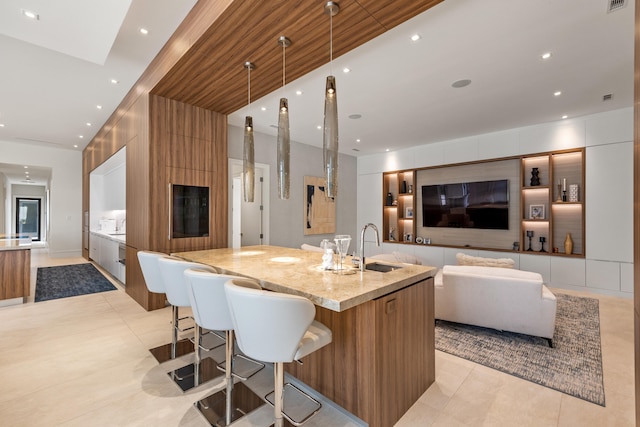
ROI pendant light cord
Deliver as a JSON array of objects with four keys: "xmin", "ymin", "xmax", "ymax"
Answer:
[
  {"xmin": 247, "ymin": 65, "xmax": 252, "ymax": 114},
  {"xmin": 329, "ymin": 12, "xmax": 333, "ymax": 74},
  {"xmin": 282, "ymin": 41, "xmax": 286, "ymax": 87}
]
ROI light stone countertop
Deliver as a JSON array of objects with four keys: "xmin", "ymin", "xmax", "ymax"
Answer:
[
  {"xmin": 90, "ymin": 230, "xmax": 126, "ymax": 244},
  {"xmin": 174, "ymin": 245, "xmax": 437, "ymax": 312},
  {"xmin": 0, "ymin": 239, "xmax": 32, "ymax": 251}
]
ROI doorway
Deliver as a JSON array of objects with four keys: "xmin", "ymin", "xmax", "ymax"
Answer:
[
  {"xmin": 16, "ymin": 197, "xmax": 41, "ymax": 241},
  {"xmin": 228, "ymin": 159, "xmax": 270, "ymax": 248}
]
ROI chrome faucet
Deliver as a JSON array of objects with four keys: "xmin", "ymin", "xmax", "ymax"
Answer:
[{"xmin": 360, "ymin": 223, "xmax": 380, "ymax": 272}]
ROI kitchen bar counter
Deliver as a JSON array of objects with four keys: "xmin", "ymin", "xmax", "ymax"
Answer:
[
  {"xmin": 174, "ymin": 245, "xmax": 437, "ymax": 427},
  {"xmin": 174, "ymin": 245, "xmax": 436, "ymax": 312},
  {"xmin": 0, "ymin": 239, "xmax": 31, "ymax": 302}
]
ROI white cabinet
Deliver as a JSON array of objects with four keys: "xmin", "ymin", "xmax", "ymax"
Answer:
[{"xmin": 90, "ymin": 233, "xmax": 122, "ymax": 282}]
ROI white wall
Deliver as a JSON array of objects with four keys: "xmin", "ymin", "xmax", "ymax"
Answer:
[
  {"xmin": 357, "ymin": 107, "xmax": 634, "ymax": 298},
  {"xmin": 0, "ymin": 172, "xmax": 5, "ymax": 234},
  {"xmin": 0, "ymin": 140, "xmax": 82, "ymax": 257},
  {"xmin": 228, "ymin": 126, "xmax": 358, "ymax": 249}
]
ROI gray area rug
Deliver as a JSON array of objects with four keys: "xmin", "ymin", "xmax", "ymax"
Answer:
[
  {"xmin": 35, "ymin": 263, "xmax": 116, "ymax": 302},
  {"xmin": 435, "ymin": 293, "xmax": 605, "ymax": 406}
]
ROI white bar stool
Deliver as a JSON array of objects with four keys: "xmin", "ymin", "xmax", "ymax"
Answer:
[
  {"xmin": 225, "ymin": 279, "xmax": 333, "ymax": 427},
  {"xmin": 157, "ymin": 257, "xmax": 223, "ymax": 391},
  {"xmin": 184, "ymin": 269, "xmax": 266, "ymax": 426},
  {"xmin": 137, "ymin": 251, "xmax": 187, "ymax": 362}
]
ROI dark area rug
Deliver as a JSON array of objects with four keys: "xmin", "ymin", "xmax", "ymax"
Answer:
[
  {"xmin": 435, "ymin": 293, "xmax": 605, "ymax": 406},
  {"xmin": 35, "ymin": 263, "xmax": 117, "ymax": 302}
]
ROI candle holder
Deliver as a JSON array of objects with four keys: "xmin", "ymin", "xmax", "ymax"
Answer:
[
  {"xmin": 562, "ymin": 190, "xmax": 567, "ymax": 202},
  {"xmin": 526, "ymin": 230, "xmax": 534, "ymax": 251},
  {"xmin": 539, "ymin": 236, "xmax": 547, "ymax": 253}
]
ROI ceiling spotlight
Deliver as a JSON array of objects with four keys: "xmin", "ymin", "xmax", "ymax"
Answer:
[
  {"xmin": 562, "ymin": 115, "xmax": 568, "ymax": 119},
  {"xmin": 541, "ymin": 52, "xmax": 552, "ymax": 60},
  {"xmin": 452, "ymin": 79, "xmax": 472, "ymax": 88},
  {"xmin": 317, "ymin": 125, "xmax": 322, "ymax": 130},
  {"xmin": 356, "ymin": 139, "xmax": 361, "ymax": 143},
  {"xmin": 96, "ymin": 105, "xmax": 102, "ymax": 109},
  {"xmin": 25, "ymin": 171, "xmax": 29, "ymax": 175},
  {"xmin": 343, "ymin": 67, "xmax": 351, "ymax": 73},
  {"xmin": 296, "ymin": 90, "xmax": 303, "ymax": 95},
  {"xmin": 554, "ymin": 91, "xmax": 562, "ymax": 97},
  {"xmin": 0, "ymin": 124, "xmax": 5, "ymax": 128},
  {"xmin": 110, "ymin": 79, "xmax": 119, "ymax": 84},
  {"xmin": 79, "ymin": 135, "xmax": 84, "ymax": 138},
  {"xmin": 261, "ymin": 107, "xmax": 267, "ymax": 111},
  {"xmin": 385, "ymin": 148, "xmax": 390, "ymax": 152},
  {"xmin": 410, "ymin": 34, "xmax": 421, "ymax": 42},
  {"xmin": 21, "ymin": 9, "xmax": 39, "ymax": 20},
  {"xmin": 86, "ymin": 122, "xmax": 92, "ymax": 126},
  {"xmin": 139, "ymin": 28, "xmax": 149, "ymax": 35},
  {"xmin": 74, "ymin": 144, "xmax": 78, "ymax": 148},
  {"xmin": 24, "ymin": 166, "xmax": 28, "ymax": 169}
]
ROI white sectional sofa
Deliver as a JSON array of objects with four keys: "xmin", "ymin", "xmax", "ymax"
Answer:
[{"xmin": 435, "ymin": 264, "xmax": 557, "ymax": 345}]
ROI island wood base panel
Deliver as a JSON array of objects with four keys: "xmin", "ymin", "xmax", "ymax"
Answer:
[
  {"xmin": 0, "ymin": 248, "xmax": 30, "ymax": 300},
  {"xmin": 285, "ymin": 277, "xmax": 435, "ymax": 427}
]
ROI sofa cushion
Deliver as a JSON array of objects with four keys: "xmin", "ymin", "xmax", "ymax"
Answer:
[
  {"xmin": 370, "ymin": 251, "xmax": 422, "ymax": 265},
  {"xmin": 456, "ymin": 252, "xmax": 515, "ymax": 268},
  {"xmin": 443, "ymin": 264, "xmax": 541, "ymax": 281}
]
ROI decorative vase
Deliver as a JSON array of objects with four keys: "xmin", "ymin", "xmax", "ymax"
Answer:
[
  {"xmin": 530, "ymin": 168, "xmax": 540, "ymax": 186},
  {"xmin": 401, "ymin": 180, "xmax": 407, "ymax": 193},
  {"xmin": 386, "ymin": 192, "xmax": 393, "ymax": 206},
  {"xmin": 564, "ymin": 232, "xmax": 573, "ymax": 255}
]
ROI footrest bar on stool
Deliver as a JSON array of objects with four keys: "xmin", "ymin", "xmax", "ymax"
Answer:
[
  {"xmin": 265, "ymin": 382, "xmax": 322, "ymax": 426},
  {"xmin": 217, "ymin": 353, "xmax": 265, "ymax": 381}
]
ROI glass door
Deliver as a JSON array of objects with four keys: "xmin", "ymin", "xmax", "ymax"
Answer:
[{"xmin": 16, "ymin": 198, "xmax": 41, "ymax": 241}]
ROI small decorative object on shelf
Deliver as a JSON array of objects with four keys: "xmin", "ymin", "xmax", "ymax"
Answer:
[
  {"xmin": 526, "ymin": 230, "xmax": 534, "ymax": 251},
  {"xmin": 389, "ymin": 227, "xmax": 395, "ymax": 241},
  {"xmin": 530, "ymin": 167, "xmax": 540, "ymax": 186},
  {"xmin": 562, "ymin": 178, "xmax": 567, "ymax": 202},
  {"xmin": 556, "ymin": 180, "xmax": 562, "ymax": 202},
  {"xmin": 392, "ymin": 199, "xmax": 398, "ymax": 206},
  {"xmin": 569, "ymin": 184, "xmax": 579, "ymax": 202},
  {"xmin": 405, "ymin": 207, "xmax": 414, "ymax": 218},
  {"xmin": 408, "ymin": 184, "xmax": 413, "ymax": 194},
  {"xmin": 539, "ymin": 236, "xmax": 546, "ymax": 252},
  {"xmin": 512, "ymin": 241, "xmax": 519, "ymax": 251},
  {"xmin": 564, "ymin": 232, "xmax": 573, "ymax": 254},
  {"xmin": 529, "ymin": 204, "xmax": 545, "ymax": 220},
  {"xmin": 404, "ymin": 233, "xmax": 412, "ymax": 243},
  {"xmin": 386, "ymin": 192, "xmax": 393, "ymax": 206},
  {"xmin": 401, "ymin": 180, "xmax": 407, "ymax": 193}
]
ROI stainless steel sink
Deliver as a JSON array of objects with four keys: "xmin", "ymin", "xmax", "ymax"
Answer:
[{"xmin": 365, "ymin": 262, "xmax": 404, "ymax": 273}]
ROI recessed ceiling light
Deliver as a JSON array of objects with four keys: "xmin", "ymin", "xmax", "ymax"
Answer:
[
  {"xmin": 79, "ymin": 135, "xmax": 84, "ymax": 139},
  {"xmin": 139, "ymin": 28, "xmax": 149, "ymax": 35},
  {"xmin": 0, "ymin": 124, "xmax": 5, "ymax": 128},
  {"xmin": 343, "ymin": 67, "xmax": 351, "ymax": 73},
  {"xmin": 25, "ymin": 171, "xmax": 29, "ymax": 175},
  {"xmin": 296, "ymin": 90, "xmax": 303, "ymax": 96},
  {"xmin": 541, "ymin": 52, "xmax": 552, "ymax": 60},
  {"xmin": 21, "ymin": 9, "xmax": 39, "ymax": 20},
  {"xmin": 86, "ymin": 122, "xmax": 92, "ymax": 126},
  {"xmin": 23, "ymin": 166, "xmax": 28, "ymax": 169},
  {"xmin": 562, "ymin": 115, "xmax": 568, "ymax": 119},
  {"xmin": 452, "ymin": 79, "xmax": 472, "ymax": 88},
  {"xmin": 385, "ymin": 148, "xmax": 390, "ymax": 152},
  {"xmin": 74, "ymin": 144, "xmax": 78, "ymax": 148},
  {"xmin": 317, "ymin": 125, "xmax": 322, "ymax": 130},
  {"xmin": 96, "ymin": 105, "xmax": 102, "ymax": 109},
  {"xmin": 261, "ymin": 107, "xmax": 267, "ymax": 111},
  {"xmin": 554, "ymin": 91, "xmax": 562, "ymax": 97},
  {"xmin": 110, "ymin": 79, "xmax": 119, "ymax": 84},
  {"xmin": 410, "ymin": 34, "xmax": 421, "ymax": 42},
  {"xmin": 356, "ymin": 139, "xmax": 361, "ymax": 143}
]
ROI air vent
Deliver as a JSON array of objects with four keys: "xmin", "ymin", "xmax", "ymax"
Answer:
[
  {"xmin": 603, "ymin": 93, "xmax": 613, "ymax": 101},
  {"xmin": 352, "ymin": 148, "xmax": 360, "ymax": 152},
  {"xmin": 608, "ymin": 0, "xmax": 627, "ymax": 13}
]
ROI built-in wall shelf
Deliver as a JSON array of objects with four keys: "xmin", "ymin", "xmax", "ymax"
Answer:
[{"xmin": 381, "ymin": 148, "xmax": 585, "ymax": 258}]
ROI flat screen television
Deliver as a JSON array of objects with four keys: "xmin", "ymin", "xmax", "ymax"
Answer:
[{"xmin": 421, "ymin": 179, "xmax": 509, "ymax": 230}]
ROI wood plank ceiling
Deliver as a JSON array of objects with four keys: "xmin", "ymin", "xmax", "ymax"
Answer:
[{"xmin": 151, "ymin": 0, "xmax": 444, "ymax": 115}]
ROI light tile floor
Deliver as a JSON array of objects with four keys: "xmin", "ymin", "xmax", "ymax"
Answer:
[{"xmin": 0, "ymin": 249, "xmax": 634, "ymax": 426}]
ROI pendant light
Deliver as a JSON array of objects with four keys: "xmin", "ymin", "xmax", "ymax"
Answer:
[
  {"xmin": 243, "ymin": 61, "xmax": 255, "ymax": 203},
  {"xmin": 323, "ymin": 1, "xmax": 340, "ymax": 199},
  {"xmin": 277, "ymin": 36, "xmax": 291, "ymax": 200}
]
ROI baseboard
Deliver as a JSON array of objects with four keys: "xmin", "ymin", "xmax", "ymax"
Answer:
[{"xmin": 47, "ymin": 249, "xmax": 83, "ymax": 258}]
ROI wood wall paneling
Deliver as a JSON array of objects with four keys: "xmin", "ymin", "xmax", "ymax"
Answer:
[{"xmin": 634, "ymin": 0, "xmax": 640, "ymax": 422}]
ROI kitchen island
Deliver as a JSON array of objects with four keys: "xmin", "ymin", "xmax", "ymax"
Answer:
[
  {"xmin": 174, "ymin": 245, "xmax": 437, "ymax": 427},
  {"xmin": 0, "ymin": 238, "xmax": 31, "ymax": 305}
]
